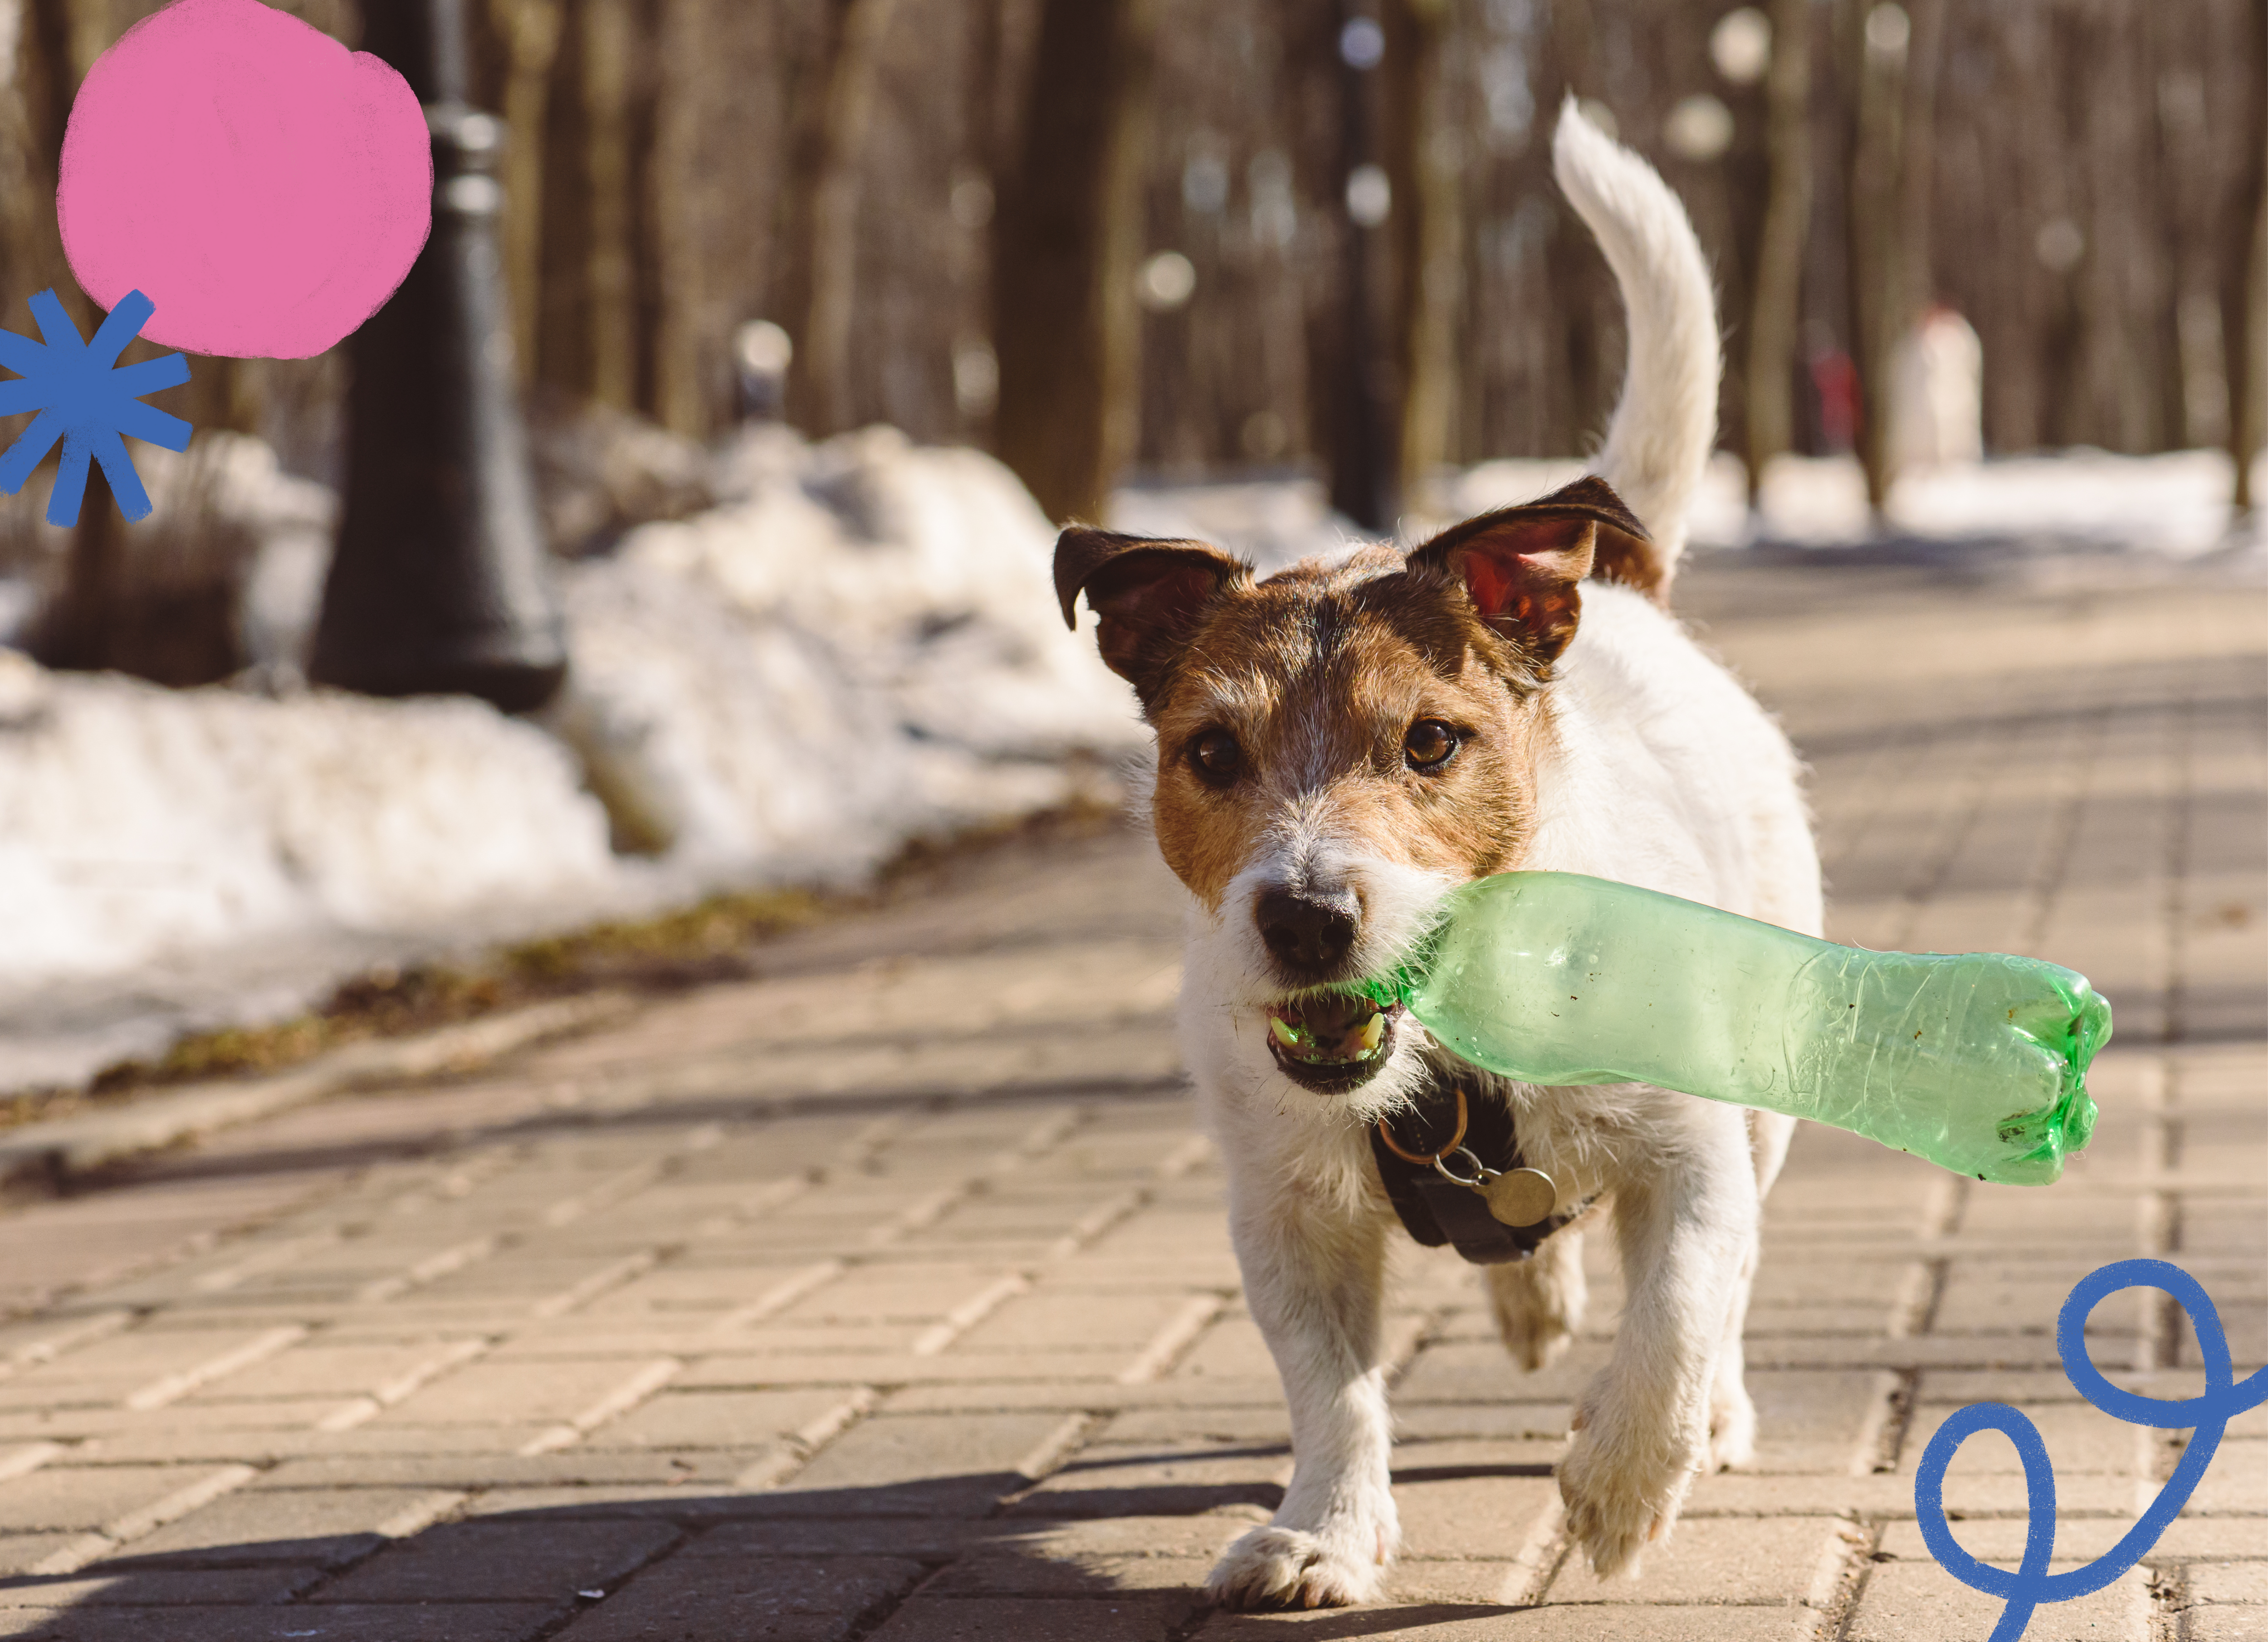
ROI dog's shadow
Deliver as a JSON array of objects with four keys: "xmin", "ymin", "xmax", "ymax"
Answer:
[{"xmin": 0, "ymin": 1458, "xmax": 1558, "ymax": 1638}]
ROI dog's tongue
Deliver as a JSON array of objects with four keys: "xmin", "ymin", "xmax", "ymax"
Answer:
[{"xmin": 1267, "ymin": 994, "xmax": 1395, "ymax": 1064}]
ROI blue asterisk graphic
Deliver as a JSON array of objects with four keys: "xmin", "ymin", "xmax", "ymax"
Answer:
[{"xmin": 0, "ymin": 287, "xmax": 191, "ymax": 527}]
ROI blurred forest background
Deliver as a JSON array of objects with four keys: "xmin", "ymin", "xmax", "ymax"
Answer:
[{"xmin": 0, "ymin": 0, "xmax": 2263, "ymax": 582}]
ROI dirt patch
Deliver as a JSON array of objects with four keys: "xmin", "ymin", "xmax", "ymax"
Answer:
[{"xmin": 4, "ymin": 797, "xmax": 1127, "ymax": 1129}]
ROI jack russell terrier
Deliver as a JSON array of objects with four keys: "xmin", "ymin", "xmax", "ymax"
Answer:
[{"xmin": 1054, "ymin": 102, "xmax": 1821, "ymax": 1608}]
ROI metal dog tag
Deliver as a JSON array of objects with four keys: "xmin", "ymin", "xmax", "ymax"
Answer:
[{"xmin": 1481, "ymin": 1167, "xmax": 1558, "ymax": 1228}]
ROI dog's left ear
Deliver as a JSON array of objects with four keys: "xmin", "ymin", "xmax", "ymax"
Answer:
[
  {"xmin": 1405, "ymin": 476, "xmax": 1652, "ymax": 665},
  {"xmin": 1054, "ymin": 526, "xmax": 1250, "ymax": 704}
]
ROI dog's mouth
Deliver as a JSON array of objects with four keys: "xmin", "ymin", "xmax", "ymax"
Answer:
[{"xmin": 1264, "ymin": 993, "xmax": 1403, "ymax": 1093}]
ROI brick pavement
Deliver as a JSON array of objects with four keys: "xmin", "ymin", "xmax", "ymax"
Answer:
[{"xmin": 0, "ymin": 555, "xmax": 2258, "ymax": 1641}]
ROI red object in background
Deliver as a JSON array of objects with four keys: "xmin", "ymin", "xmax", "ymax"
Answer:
[{"xmin": 1809, "ymin": 349, "xmax": 1859, "ymax": 453}]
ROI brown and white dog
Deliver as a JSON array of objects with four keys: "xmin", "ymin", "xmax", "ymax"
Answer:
[{"xmin": 1053, "ymin": 103, "xmax": 1822, "ymax": 1608}]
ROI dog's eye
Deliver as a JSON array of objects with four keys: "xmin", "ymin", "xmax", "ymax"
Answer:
[
  {"xmin": 1403, "ymin": 719, "xmax": 1459, "ymax": 771},
  {"xmin": 1189, "ymin": 729, "xmax": 1244, "ymax": 786}
]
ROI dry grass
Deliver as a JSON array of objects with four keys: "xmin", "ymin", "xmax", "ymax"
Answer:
[{"xmin": 6, "ymin": 796, "xmax": 1124, "ymax": 1127}]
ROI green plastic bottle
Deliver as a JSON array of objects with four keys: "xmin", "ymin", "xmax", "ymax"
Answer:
[{"xmin": 1358, "ymin": 872, "xmax": 2110, "ymax": 1186}]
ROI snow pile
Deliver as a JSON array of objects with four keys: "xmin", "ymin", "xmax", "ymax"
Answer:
[
  {"xmin": 1455, "ymin": 448, "xmax": 2268, "ymax": 558},
  {"xmin": 552, "ymin": 423, "xmax": 1142, "ymax": 874},
  {"xmin": 0, "ymin": 655, "xmax": 617, "ymax": 987},
  {"xmin": 0, "ymin": 425, "xmax": 1145, "ymax": 1088}
]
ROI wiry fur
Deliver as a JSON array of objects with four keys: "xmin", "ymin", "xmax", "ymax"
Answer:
[{"xmin": 1060, "ymin": 103, "xmax": 1819, "ymax": 1610}]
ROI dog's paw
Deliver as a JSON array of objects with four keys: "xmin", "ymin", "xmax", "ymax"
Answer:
[
  {"xmin": 1707, "ymin": 1380, "xmax": 1757, "ymax": 1471},
  {"xmin": 1206, "ymin": 1525, "xmax": 1385, "ymax": 1610},
  {"xmin": 1556, "ymin": 1413, "xmax": 1702, "ymax": 1579}
]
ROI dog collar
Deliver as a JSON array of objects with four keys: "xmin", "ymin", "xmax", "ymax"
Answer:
[{"xmin": 1369, "ymin": 1082, "xmax": 1590, "ymax": 1264}]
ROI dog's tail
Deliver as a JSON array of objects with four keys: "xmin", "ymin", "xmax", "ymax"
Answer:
[{"xmin": 1552, "ymin": 97, "xmax": 1720, "ymax": 582}]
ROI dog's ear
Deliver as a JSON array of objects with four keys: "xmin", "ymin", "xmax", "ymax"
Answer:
[
  {"xmin": 1055, "ymin": 526, "xmax": 1248, "ymax": 703},
  {"xmin": 1405, "ymin": 476, "xmax": 1652, "ymax": 664}
]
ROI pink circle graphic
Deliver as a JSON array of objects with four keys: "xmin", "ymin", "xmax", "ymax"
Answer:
[{"xmin": 57, "ymin": 0, "xmax": 431, "ymax": 361}]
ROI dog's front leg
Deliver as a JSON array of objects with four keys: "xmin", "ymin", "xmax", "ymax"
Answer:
[
  {"xmin": 1558, "ymin": 1101, "xmax": 1757, "ymax": 1579},
  {"xmin": 1206, "ymin": 1155, "xmax": 1397, "ymax": 1610}
]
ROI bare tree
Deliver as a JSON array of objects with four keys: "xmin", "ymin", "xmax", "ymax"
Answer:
[
  {"xmin": 1384, "ymin": 0, "xmax": 1459, "ymax": 506},
  {"xmin": 487, "ymin": 0, "xmax": 563, "ymax": 385},
  {"xmin": 991, "ymin": 0, "xmax": 1154, "ymax": 522},
  {"xmin": 797, "ymin": 0, "xmax": 902, "ymax": 436},
  {"xmin": 2227, "ymin": 0, "xmax": 2267, "ymax": 511},
  {"xmin": 1745, "ymin": 0, "xmax": 1812, "ymax": 502}
]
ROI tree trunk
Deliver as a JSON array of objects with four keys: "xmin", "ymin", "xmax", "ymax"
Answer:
[
  {"xmin": 1384, "ymin": 0, "xmax": 1459, "ymax": 509},
  {"xmin": 640, "ymin": 0, "xmax": 705, "ymax": 436},
  {"xmin": 1845, "ymin": 0, "xmax": 1907, "ymax": 515},
  {"xmin": 991, "ymin": 0, "xmax": 1154, "ymax": 524},
  {"xmin": 1745, "ymin": 0, "xmax": 1812, "ymax": 503},
  {"xmin": 2227, "ymin": 0, "xmax": 2268, "ymax": 512},
  {"xmin": 537, "ymin": 0, "xmax": 639, "ymax": 409},
  {"xmin": 796, "ymin": 0, "xmax": 901, "ymax": 438},
  {"xmin": 489, "ymin": 0, "xmax": 562, "ymax": 386}
]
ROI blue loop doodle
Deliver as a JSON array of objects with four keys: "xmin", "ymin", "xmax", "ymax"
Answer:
[
  {"xmin": 0, "ymin": 287, "xmax": 191, "ymax": 526},
  {"xmin": 1914, "ymin": 1258, "xmax": 2268, "ymax": 1642}
]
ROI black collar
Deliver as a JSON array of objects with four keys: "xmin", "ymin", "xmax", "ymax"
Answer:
[{"xmin": 1369, "ymin": 1072, "xmax": 1589, "ymax": 1264}]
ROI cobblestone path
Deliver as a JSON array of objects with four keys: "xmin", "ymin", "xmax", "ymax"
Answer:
[{"xmin": 0, "ymin": 556, "xmax": 2260, "ymax": 1640}]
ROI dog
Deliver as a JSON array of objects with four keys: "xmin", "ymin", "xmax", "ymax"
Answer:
[{"xmin": 1052, "ymin": 102, "xmax": 1821, "ymax": 1608}]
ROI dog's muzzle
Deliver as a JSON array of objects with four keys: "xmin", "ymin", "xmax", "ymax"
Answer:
[{"xmin": 1265, "ymin": 992, "xmax": 1403, "ymax": 1093}]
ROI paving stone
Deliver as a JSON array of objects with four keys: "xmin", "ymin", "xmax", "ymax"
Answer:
[
  {"xmin": 1193, "ymin": 1605, "xmax": 1811, "ymax": 1638},
  {"xmin": 1545, "ymin": 1516, "xmax": 1836, "ymax": 1604},
  {"xmin": 583, "ymin": 1389, "xmax": 860, "ymax": 1452},
  {"xmin": 920, "ymin": 1549, "xmax": 1217, "ymax": 1596},
  {"xmin": 1843, "ymin": 1559, "xmax": 2148, "ymax": 1641},
  {"xmin": 248, "ymin": 1452, "xmax": 761, "ymax": 1491},
  {"xmin": 2188, "ymin": 1439, "xmax": 2268, "ymax": 1512},
  {"xmin": 778, "ymin": 1414, "xmax": 1076, "ymax": 1515},
  {"xmin": 1392, "ymin": 1340, "xmax": 1614, "ymax": 1406},
  {"xmin": 2186, "ymin": 1609, "xmax": 2268, "ymax": 1642},
  {"xmin": 0, "ymin": 1468, "xmax": 227, "ymax": 1534},
  {"xmin": 366, "ymin": 1360, "xmax": 668, "ymax": 1427},
  {"xmin": 1008, "ymin": 1441, "xmax": 1286, "ymax": 1520},
  {"xmin": 0, "ymin": 1566, "xmax": 320, "ymax": 1606},
  {"xmin": 1393, "ymin": 1459, "xmax": 1558, "ymax": 1562},
  {"xmin": 867, "ymin": 1594, "xmax": 1198, "ymax": 1642},
  {"xmin": 1901, "ymin": 1402, "xmax": 2141, "ymax": 1477},
  {"xmin": 312, "ymin": 1518, "xmax": 679, "ymax": 1603},
  {"xmin": 0, "ymin": 1602, "xmax": 564, "ymax": 1640},
  {"xmin": 1382, "ymin": 1560, "xmax": 1524, "ymax": 1604},
  {"xmin": 2187, "ymin": 1561, "xmax": 2268, "ymax": 1604},
  {"xmin": 0, "ymin": 1544, "xmax": 78, "ymax": 1582},
  {"xmin": 552, "ymin": 1554, "xmax": 926, "ymax": 1642},
  {"xmin": 118, "ymin": 1485, "xmax": 460, "ymax": 1567}
]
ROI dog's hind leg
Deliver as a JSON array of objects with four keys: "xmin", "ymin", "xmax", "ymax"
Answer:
[
  {"xmin": 1206, "ymin": 1168, "xmax": 1398, "ymax": 1611},
  {"xmin": 1485, "ymin": 1228, "xmax": 1588, "ymax": 1373}
]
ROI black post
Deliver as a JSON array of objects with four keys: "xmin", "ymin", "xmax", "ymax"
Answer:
[
  {"xmin": 1328, "ymin": 5, "xmax": 1396, "ymax": 534},
  {"xmin": 309, "ymin": 0, "xmax": 566, "ymax": 713}
]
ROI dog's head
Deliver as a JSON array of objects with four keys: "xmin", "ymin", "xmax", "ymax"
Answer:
[{"xmin": 1057, "ymin": 477, "xmax": 1651, "ymax": 1116}]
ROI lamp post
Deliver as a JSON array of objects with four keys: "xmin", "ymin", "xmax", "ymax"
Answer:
[
  {"xmin": 1329, "ymin": 6, "xmax": 1396, "ymax": 534},
  {"xmin": 309, "ymin": 0, "xmax": 565, "ymax": 713}
]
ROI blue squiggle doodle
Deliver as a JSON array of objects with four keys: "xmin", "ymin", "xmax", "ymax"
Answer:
[{"xmin": 1914, "ymin": 1258, "xmax": 2268, "ymax": 1642}]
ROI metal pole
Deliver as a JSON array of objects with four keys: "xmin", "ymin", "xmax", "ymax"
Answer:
[
  {"xmin": 1330, "ymin": 5, "xmax": 1395, "ymax": 534},
  {"xmin": 309, "ymin": 0, "xmax": 566, "ymax": 713}
]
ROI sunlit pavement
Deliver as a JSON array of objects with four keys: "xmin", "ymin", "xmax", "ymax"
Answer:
[{"xmin": 0, "ymin": 551, "xmax": 2259, "ymax": 1641}]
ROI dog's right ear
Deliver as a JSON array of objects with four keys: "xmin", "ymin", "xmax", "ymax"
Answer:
[{"xmin": 1054, "ymin": 527, "xmax": 1248, "ymax": 704}]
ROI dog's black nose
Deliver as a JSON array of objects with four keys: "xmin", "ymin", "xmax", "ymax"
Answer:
[{"xmin": 1256, "ymin": 887, "xmax": 1360, "ymax": 978}]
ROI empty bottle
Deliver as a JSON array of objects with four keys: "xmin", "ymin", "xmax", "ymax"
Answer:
[{"xmin": 1357, "ymin": 872, "xmax": 2110, "ymax": 1186}]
